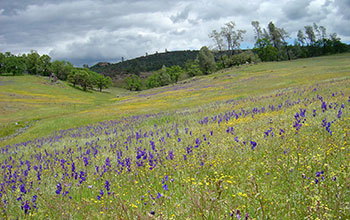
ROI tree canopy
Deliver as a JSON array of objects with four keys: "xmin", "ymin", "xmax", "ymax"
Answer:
[{"xmin": 198, "ymin": 46, "xmax": 216, "ymax": 75}]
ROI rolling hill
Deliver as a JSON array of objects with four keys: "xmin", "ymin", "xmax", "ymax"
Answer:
[
  {"xmin": 90, "ymin": 50, "xmax": 199, "ymax": 77},
  {"xmin": 0, "ymin": 53, "xmax": 349, "ymax": 219}
]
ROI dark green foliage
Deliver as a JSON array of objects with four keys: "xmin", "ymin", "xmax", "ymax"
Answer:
[
  {"xmin": 25, "ymin": 50, "xmax": 42, "ymax": 75},
  {"xmin": 184, "ymin": 60, "xmax": 202, "ymax": 77},
  {"xmin": 125, "ymin": 75, "xmax": 142, "ymax": 91},
  {"xmin": 82, "ymin": 68, "xmax": 112, "ymax": 92},
  {"xmin": 252, "ymin": 21, "xmax": 349, "ymax": 62},
  {"xmin": 145, "ymin": 73, "xmax": 161, "ymax": 89},
  {"xmin": 68, "ymin": 69, "xmax": 91, "ymax": 90},
  {"xmin": 0, "ymin": 52, "xmax": 4, "ymax": 74},
  {"xmin": 0, "ymin": 51, "xmax": 112, "ymax": 92},
  {"xmin": 145, "ymin": 65, "xmax": 184, "ymax": 89},
  {"xmin": 166, "ymin": 65, "xmax": 183, "ymax": 83},
  {"xmin": 69, "ymin": 69, "xmax": 109, "ymax": 91},
  {"xmin": 94, "ymin": 74, "xmax": 112, "ymax": 92},
  {"xmin": 198, "ymin": 46, "xmax": 215, "ymax": 75},
  {"xmin": 158, "ymin": 65, "xmax": 172, "ymax": 86},
  {"xmin": 145, "ymin": 66, "xmax": 171, "ymax": 89},
  {"xmin": 90, "ymin": 50, "xmax": 199, "ymax": 77},
  {"xmin": 0, "ymin": 52, "xmax": 26, "ymax": 76},
  {"xmin": 218, "ymin": 51, "xmax": 261, "ymax": 68},
  {"xmin": 51, "ymin": 60, "xmax": 74, "ymax": 81},
  {"xmin": 67, "ymin": 69, "xmax": 78, "ymax": 87},
  {"xmin": 253, "ymin": 38, "xmax": 279, "ymax": 62},
  {"xmin": 1, "ymin": 51, "xmax": 53, "ymax": 76},
  {"xmin": 39, "ymin": 55, "xmax": 52, "ymax": 76}
]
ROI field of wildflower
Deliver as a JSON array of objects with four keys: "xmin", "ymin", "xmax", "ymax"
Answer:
[{"xmin": 0, "ymin": 54, "xmax": 349, "ymax": 219}]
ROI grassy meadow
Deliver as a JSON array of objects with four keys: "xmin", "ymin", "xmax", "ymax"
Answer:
[{"xmin": 0, "ymin": 53, "xmax": 349, "ymax": 219}]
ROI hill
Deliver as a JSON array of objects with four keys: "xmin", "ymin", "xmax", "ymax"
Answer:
[
  {"xmin": 1, "ymin": 53, "xmax": 350, "ymax": 146},
  {"xmin": 90, "ymin": 50, "xmax": 199, "ymax": 77},
  {"xmin": 0, "ymin": 75, "xmax": 128, "ymax": 143},
  {"xmin": 0, "ymin": 54, "xmax": 349, "ymax": 219}
]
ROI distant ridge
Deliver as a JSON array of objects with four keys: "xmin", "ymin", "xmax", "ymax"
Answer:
[{"xmin": 90, "ymin": 50, "xmax": 199, "ymax": 77}]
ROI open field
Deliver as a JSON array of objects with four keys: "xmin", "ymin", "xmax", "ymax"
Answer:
[
  {"xmin": 1, "ymin": 53, "xmax": 350, "ymax": 146},
  {"xmin": 0, "ymin": 54, "xmax": 349, "ymax": 219}
]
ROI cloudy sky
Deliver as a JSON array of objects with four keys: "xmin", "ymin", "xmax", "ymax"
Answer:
[{"xmin": 1, "ymin": 0, "xmax": 349, "ymax": 66}]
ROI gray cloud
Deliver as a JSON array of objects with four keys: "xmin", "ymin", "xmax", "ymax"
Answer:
[
  {"xmin": 282, "ymin": 0, "xmax": 312, "ymax": 20},
  {"xmin": 0, "ymin": 0, "xmax": 349, "ymax": 66},
  {"xmin": 335, "ymin": 0, "xmax": 350, "ymax": 20},
  {"xmin": 171, "ymin": 5, "xmax": 191, "ymax": 23}
]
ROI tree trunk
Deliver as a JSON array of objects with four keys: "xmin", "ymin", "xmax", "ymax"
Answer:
[{"xmin": 286, "ymin": 46, "xmax": 291, "ymax": 60}]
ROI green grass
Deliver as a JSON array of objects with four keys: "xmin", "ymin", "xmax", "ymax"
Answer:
[
  {"xmin": 0, "ymin": 75, "xmax": 130, "ymax": 144},
  {"xmin": 0, "ymin": 53, "xmax": 349, "ymax": 219},
  {"xmin": 1, "ymin": 54, "xmax": 350, "ymax": 146}
]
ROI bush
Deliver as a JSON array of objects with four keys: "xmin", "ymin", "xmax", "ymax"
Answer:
[
  {"xmin": 219, "ymin": 51, "xmax": 260, "ymax": 68},
  {"xmin": 198, "ymin": 46, "xmax": 216, "ymax": 74},
  {"xmin": 184, "ymin": 60, "xmax": 202, "ymax": 77},
  {"xmin": 167, "ymin": 65, "xmax": 183, "ymax": 83},
  {"xmin": 125, "ymin": 75, "xmax": 142, "ymax": 91},
  {"xmin": 52, "ymin": 60, "xmax": 73, "ymax": 81}
]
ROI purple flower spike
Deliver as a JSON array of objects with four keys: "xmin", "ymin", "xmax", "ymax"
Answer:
[
  {"xmin": 250, "ymin": 141, "xmax": 257, "ymax": 150},
  {"xmin": 105, "ymin": 180, "xmax": 110, "ymax": 191},
  {"xmin": 163, "ymin": 184, "xmax": 168, "ymax": 191},
  {"xmin": 56, "ymin": 182, "xmax": 62, "ymax": 195}
]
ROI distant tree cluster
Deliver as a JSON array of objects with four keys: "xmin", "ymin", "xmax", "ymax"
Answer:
[
  {"xmin": 125, "ymin": 46, "xmax": 220, "ymax": 91},
  {"xmin": 125, "ymin": 44, "xmax": 261, "ymax": 91},
  {"xmin": 90, "ymin": 50, "xmax": 199, "ymax": 77},
  {"xmin": 209, "ymin": 21, "xmax": 246, "ymax": 56},
  {"xmin": 250, "ymin": 21, "xmax": 348, "ymax": 61},
  {"xmin": 0, "ymin": 50, "xmax": 112, "ymax": 92},
  {"xmin": 144, "ymin": 65, "xmax": 183, "ymax": 89},
  {"xmin": 124, "ymin": 65, "xmax": 176, "ymax": 90},
  {"xmin": 68, "ymin": 68, "xmax": 112, "ymax": 91},
  {"xmin": 207, "ymin": 20, "xmax": 349, "ymax": 66},
  {"xmin": 208, "ymin": 22, "xmax": 261, "ymax": 69},
  {"xmin": 125, "ymin": 75, "xmax": 143, "ymax": 91},
  {"xmin": 2, "ymin": 20, "xmax": 348, "ymax": 93},
  {"xmin": 217, "ymin": 51, "xmax": 261, "ymax": 69}
]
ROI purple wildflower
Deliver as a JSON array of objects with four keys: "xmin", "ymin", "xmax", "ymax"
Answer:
[
  {"xmin": 20, "ymin": 184, "xmax": 27, "ymax": 194},
  {"xmin": 163, "ymin": 184, "xmax": 168, "ymax": 191},
  {"xmin": 250, "ymin": 141, "xmax": 257, "ymax": 150},
  {"xmin": 22, "ymin": 200, "xmax": 30, "ymax": 214},
  {"xmin": 105, "ymin": 180, "xmax": 110, "ymax": 191},
  {"xmin": 169, "ymin": 150, "xmax": 174, "ymax": 160},
  {"xmin": 56, "ymin": 182, "xmax": 62, "ymax": 195}
]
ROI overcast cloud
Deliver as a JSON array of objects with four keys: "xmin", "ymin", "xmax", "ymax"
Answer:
[{"xmin": 0, "ymin": 0, "xmax": 349, "ymax": 66}]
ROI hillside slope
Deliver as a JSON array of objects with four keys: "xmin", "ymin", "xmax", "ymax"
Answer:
[
  {"xmin": 0, "ymin": 76, "xmax": 128, "ymax": 143},
  {"xmin": 1, "ymin": 53, "xmax": 350, "ymax": 146},
  {"xmin": 1, "ymin": 53, "xmax": 350, "ymax": 219},
  {"xmin": 90, "ymin": 50, "xmax": 199, "ymax": 76}
]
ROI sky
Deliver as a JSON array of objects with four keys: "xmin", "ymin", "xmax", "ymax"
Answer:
[{"xmin": 1, "ymin": 0, "xmax": 349, "ymax": 66}]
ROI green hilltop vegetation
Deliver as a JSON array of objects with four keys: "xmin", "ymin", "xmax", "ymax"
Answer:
[
  {"xmin": 90, "ymin": 50, "xmax": 199, "ymax": 76},
  {"xmin": 0, "ymin": 53, "xmax": 349, "ymax": 219},
  {"xmin": 92, "ymin": 21, "xmax": 349, "ymax": 91},
  {"xmin": 1, "ymin": 21, "xmax": 349, "ymax": 93},
  {"xmin": 0, "ymin": 51, "xmax": 113, "ymax": 93}
]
